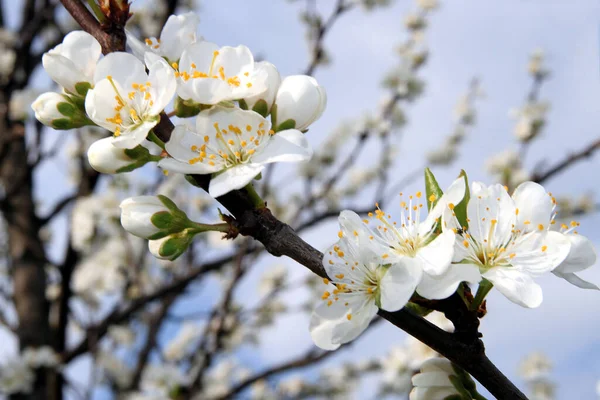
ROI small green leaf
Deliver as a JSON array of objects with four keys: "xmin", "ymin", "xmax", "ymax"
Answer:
[
  {"xmin": 276, "ymin": 119, "xmax": 296, "ymax": 132},
  {"xmin": 251, "ymin": 99, "xmax": 269, "ymax": 118},
  {"xmin": 75, "ymin": 82, "xmax": 92, "ymax": 97},
  {"xmin": 424, "ymin": 168, "xmax": 444, "ymax": 211},
  {"xmin": 151, "ymin": 211, "xmax": 174, "ymax": 229},
  {"xmin": 57, "ymin": 102, "xmax": 77, "ymax": 117},
  {"xmin": 453, "ymin": 170, "xmax": 470, "ymax": 230}
]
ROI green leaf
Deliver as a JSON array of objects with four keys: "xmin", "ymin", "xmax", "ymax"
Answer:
[
  {"xmin": 453, "ymin": 170, "xmax": 470, "ymax": 230},
  {"xmin": 150, "ymin": 211, "xmax": 174, "ymax": 229},
  {"xmin": 57, "ymin": 102, "xmax": 77, "ymax": 117},
  {"xmin": 251, "ymin": 99, "xmax": 269, "ymax": 118},
  {"xmin": 75, "ymin": 82, "xmax": 92, "ymax": 97},
  {"xmin": 276, "ymin": 119, "xmax": 296, "ymax": 132},
  {"xmin": 424, "ymin": 167, "xmax": 443, "ymax": 211}
]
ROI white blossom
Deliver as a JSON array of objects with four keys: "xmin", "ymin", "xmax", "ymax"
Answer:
[
  {"xmin": 409, "ymin": 358, "xmax": 461, "ymax": 400},
  {"xmin": 158, "ymin": 106, "xmax": 312, "ymax": 197},
  {"xmin": 274, "ymin": 75, "xmax": 327, "ymax": 130},
  {"xmin": 0, "ymin": 358, "xmax": 35, "ymax": 395}
]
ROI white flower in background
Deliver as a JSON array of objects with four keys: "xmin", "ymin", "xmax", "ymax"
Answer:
[
  {"xmin": 72, "ymin": 238, "xmax": 129, "ymax": 301},
  {"xmin": 511, "ymin": 102, "xmax": 549, "ymax": 142},
  {"xmin": 528, "ymin": 48, "xmax": 547, "ymax": 76},
  {"xmin": 176, "ymin": 41, "xmax": 269, "ymax": 104},
  {"xmin": 108, "ymin": 325, "xmax": 136, "ymax": 346},
  {"xmin": 426, "ymin": 144, "xmax": 458, "ymax": 166},
  {"xmin": 243, "ymin": 61, "xmax": 281, "ymax": 114},
  {"xmin": 163, "ymin": 322, "xmax": 202, "ymax": 361},
  {"xmin": 485, "ymin": 149, "xmax": 521, "ymax": 175},
  {"xmin": 127, "ymin": 12, "xmax": 201, "ymax": 63},
  {"xmin": 309, "ymin": 211, "xmax": 426, "ymax": 350},
  {"xmin": 409, "ymin": 358, "xmax": 462, "ymax": 400},
  {"xmin": 258, "ymin": 265, "xmax": 288, "ymax": 295},
  {"xmin": 451, "ymin": 182, "xmax": 571, "ymax": 308},
  {"xmin": 369, "ymin": 178, "xmax": 480, "ymax": 300},
  {"xmin": 98, "ymin": 351, "xmax": 133, "ymax": 389},
  {"xmin": 552, "ymin": 223, "xmax": 598, "ymax": 289},
  {"xmin": 158, "ymin": 106, "xmax": 312, "ymax": 197},
  {"xmin": 250, "ymin": 380, "xmax": 276, "ymax": 400},
  {"xmin": 0, "ymin": 43, "xmax": 15, "ymax": 79},
  {"xmin": 417, "ymin": 0, "xmax": 439, "ymax": 11},
  {"xmin": 85, "ymin": 52, "xmax": 176, "ymax": 148},
  {"xmin": 141, "ymin": 364, "xmax": 188, "ymax": 395},
  {"xmin": 22, "ymin": 346, "xmax": 59, "ymax": 368},
  {"xmin": 454, "ymin": 94, "xmax": 474, "ymax": 123},
  {"xmin": 278, "ymin": 377, "xmax": 305, "ymax": 397},
  {"xmin": 87, "ymin": 137, "xmax": 162, "ymax": 174},
  {"xmin": 42, "ymin": 30, "xmax": 101, "ymax": 95},
  {"xmin": 9, "ymin": 88, "xmax": 39, "ymax": 120},
  {"xmin": 274, "ymin": 75, "xmax": 327, "ymax": 130},
  {"xmin": 71, "ymin": 192, "xmax": 121, "ymax": 252},
  {"xmin": 519, "ymin": 352, "xmax": 552, "ymax": 381},
  {"xmin": 119, "ymin": 196, "xmax": 172, "ymax": 239},
  {"xmin": 0, "ymin": 358, "xmax": 35, "ymax": 395}
]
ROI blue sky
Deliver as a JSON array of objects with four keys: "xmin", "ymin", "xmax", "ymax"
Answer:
[{"xmin": 11, "ymin": 0, "xmax": 600, "ymax": 398}]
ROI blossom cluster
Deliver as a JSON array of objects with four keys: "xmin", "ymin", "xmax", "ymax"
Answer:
[
  {"xmin": 33, "ymin": 12, "xmax": 324, "ymax": 198},
  {"xmin": 310, "ymin": 171, "xmax": 597, "ymax": 349}
]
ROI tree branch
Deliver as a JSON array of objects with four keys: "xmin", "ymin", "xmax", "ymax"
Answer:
[{"xmin": 531, "ymin": 138, "xmax": 600, "ymax": 184}]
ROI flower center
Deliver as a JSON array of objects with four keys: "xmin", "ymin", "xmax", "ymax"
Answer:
[{"xmin": 105, "ymin": 75, "xmax": 154, "ymax": 137}]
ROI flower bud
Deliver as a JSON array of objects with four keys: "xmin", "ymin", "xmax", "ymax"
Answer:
[
  {"xmin": 32, "ymin": 92, "xmax": 91, "ymax": 129},
  {"xmin": 120, "ymin": 196, "xmax": 184, "ymax": 239},
  {"xmin": 243, "ymin": 61, "xmax": 281, "ymax": 117},
  {"xmin": 87, "ymin": 138, "xmax": 161, "ymax": 174},
  {"xmin": 149, "ymin": 233, "xmax": 193, "ymax": 261},
  {"xmin": 273, "ymin": 75, "xmax": 326, "ymax": 131}
]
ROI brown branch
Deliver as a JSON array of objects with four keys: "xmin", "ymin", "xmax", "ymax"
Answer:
[{"xmin": 531, "ymin": 138, "xmax": 600, "ymax": 184}]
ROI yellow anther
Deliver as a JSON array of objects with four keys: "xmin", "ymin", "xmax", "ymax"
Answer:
[
  {"xmin": 448, "ymin": 203, "xmax": 455, "ymax": 210},
  {"xmin": 335, "ymin": 274, "xmax": 344, "ymax": 279},
  {"xmin": 323, "ymin": 278, "xmax": 329, "ymax": 284},
  {"xmin": 429, "ymin": 194, "xmax": 436, "ymax": 202},
  {"xmin": 463, "ymin": 240, "xmax": 469, "ymax": 248},
  {"xmin": 337, "ymin": 251, "xmax": 344, "ymax": 257},
  {"xmin": 346, "ymin": 314, "xmax": 352, "ymax": 320},
  {"xmin": 416, "ymin": 191, "xmax": 422, "ymax": 198},
  {"xmin": 338, "ymin": 231, "xmax": 343, "ymax": 238},
  {"xmin": 538, "ymin": 224, "xmax": 544, "ymax": 231},
  {"xmin": 541, "ymin": 245, "xmax": 547, "ymax": 252},
  {"xmin": 321, "ymin": 291, "xmax": 331, "ymax": 300}
]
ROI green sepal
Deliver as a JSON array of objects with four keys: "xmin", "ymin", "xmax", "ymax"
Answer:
[
  {"xmin": 159, "ymin": 233, "xmax": 193, "ymax": 260},
  {"xmin": 124, "ymin": 145, "xmax": 151, "ymax": 160},
  {"xmin": 150, "ymin": 211, "xmax": 176, "ymax": 229},
  {"xmin": 157, "ymin": 194, "xmax": 180, "ymax": 213},
  {"xmin": 184, "ymin": 174, "xmax": 204, "ymax": 188},
  {"xmin": 251, "ymin": 99, "xmax": 269, "ymax": 118},
  {"xmin": 146, "ymin": 231, "xmax": 170, "ymax": 241},
  {"xmin": 276, "ymin": 119, "xmax": 296, "ymax": 132},
  {"xmin": 174, "ymin": 96, "xmax": 202, "ymax": 118},
  {"xmin": 453, "ymin": 170, "xmax": 470, "ymax": 230},
  {"xmin": 238, "ymin": 99, "xmax": 249, "ymax": 110},
  {"xmin": 75, "ymin": 82, "xmax": 92, "ymax": 97},
  {"xmin": 270, "ymin": 104, "xmax": 278, "ymax": 128},
  {"xmin": 424, "ymin": 167, "xmax": 444, "ymax": 211},
  {"xmin": 448, "ymin": 375, "xmax": 475, "ymax": 400},
  {"xmin": 405, "ymin": 302, "xmax": 433, "ymax": 317},
  {"xmin": 115, "ymin": 160, "xmax": 149, "ymax": 173},
  {"xmin": 57, "ymin": 102, "xmax": 77, "ymax": 117}
]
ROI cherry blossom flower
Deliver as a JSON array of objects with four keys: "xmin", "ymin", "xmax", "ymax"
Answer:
[
  {"xmin": 450, "ymin": 181, "xmax": 571, "ymax": 308},
  {"xmin": 158, "ymin": 106, "xmax": 312, "ymax": 197},
  {"xmin": 85, "ymin": 52, "xmax": 176, "ymax": 149},
  {"xmin": 127, "ymin": 12, "xmax": 201, "ymax": 63},
  {"xmin": 274, "ymin": 75, "xmax": 327, "ymax": 130},
  {"xmin": 42, "ymin": 30, "xmax": 101, "ymax": 96},
  {"xmin": 175, "ymin": 42, "xmax": 269, "ymax": 104},
  {"xmin": 409, "ymin": 358, "xmax": 463, "ymax": 400},
  {"xmin": 309, "ymin": 211, "xmax": 424, "ymax": 350}
]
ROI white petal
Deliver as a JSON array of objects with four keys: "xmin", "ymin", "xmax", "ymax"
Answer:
[
  {"xmin": 512, "ymin": 181, "xmax": 554, "ymax": 231},
  {"xmin": 511, "ymin": 231, "xmax": 570, "ymax": 276},
  {"xmin": 310, "ymin": 300, "xmax": 376, "ymax": 350},
  {"xmin": 468, "ymin": 183, "xmax": 515, "ymax": 248},
  {"xmin": 158, "ymin": 157, "xmax": 217, "ymax": 175},
  {"xmin": 208, "ymin": 164, "xmax": 264, "ymax": 197},
  {"xmin": 379, "ymin": 257, "xmax": 423, "ymax": 311},
  {"xmin": 125, "ymin": 30, "xmax": 149, "ymax": 60},
  {"xmin": 146, "ymin": 54, "xmax": 177, "ymax": 115},
  {"xmin": 553, "ymin": 234, "xmax": 597, "ymax": 274},
  {"xmin": 84, "ymin": 79, "xmax": 121, "ymax": 131},
  {"xmin": 416, "ymin": 230, "xmax": 455, "ymax": 276},
  {"xmin": 159, "ymin": 12, "xmax": 200, "ymax": 62},
  {"xmin": 417, "ymin": 263, "xmax": 481, "ymax": 300},
  {"xmin": 252, "ymin": 129, "xmax": 312, "ymax": 164},
  {"xmin": 427, "ymin": 176, "xmax": 466, "ymax": 224},
  {"xmin": 412, "ymin": 371, "xmax": 453, "ymax": 387},
  {"xmin": 94, "ymin": 52, "xmax": 147, "ymax": 87},
  {"xmin": 483, "ymin": 267, "xmax": 543, "ymax": 308},
  {"xmin": 552, "ymin": 271, "xmax": 599, "ymax": 290},
  {"xmin": 112, "ymin": 120, "xmax": 158, "ymax": 149}
]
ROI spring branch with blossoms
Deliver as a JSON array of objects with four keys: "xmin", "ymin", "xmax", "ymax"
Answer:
[{"xmin": 0, "ymin": 0, "xmax": 599, "ymax": 399}]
